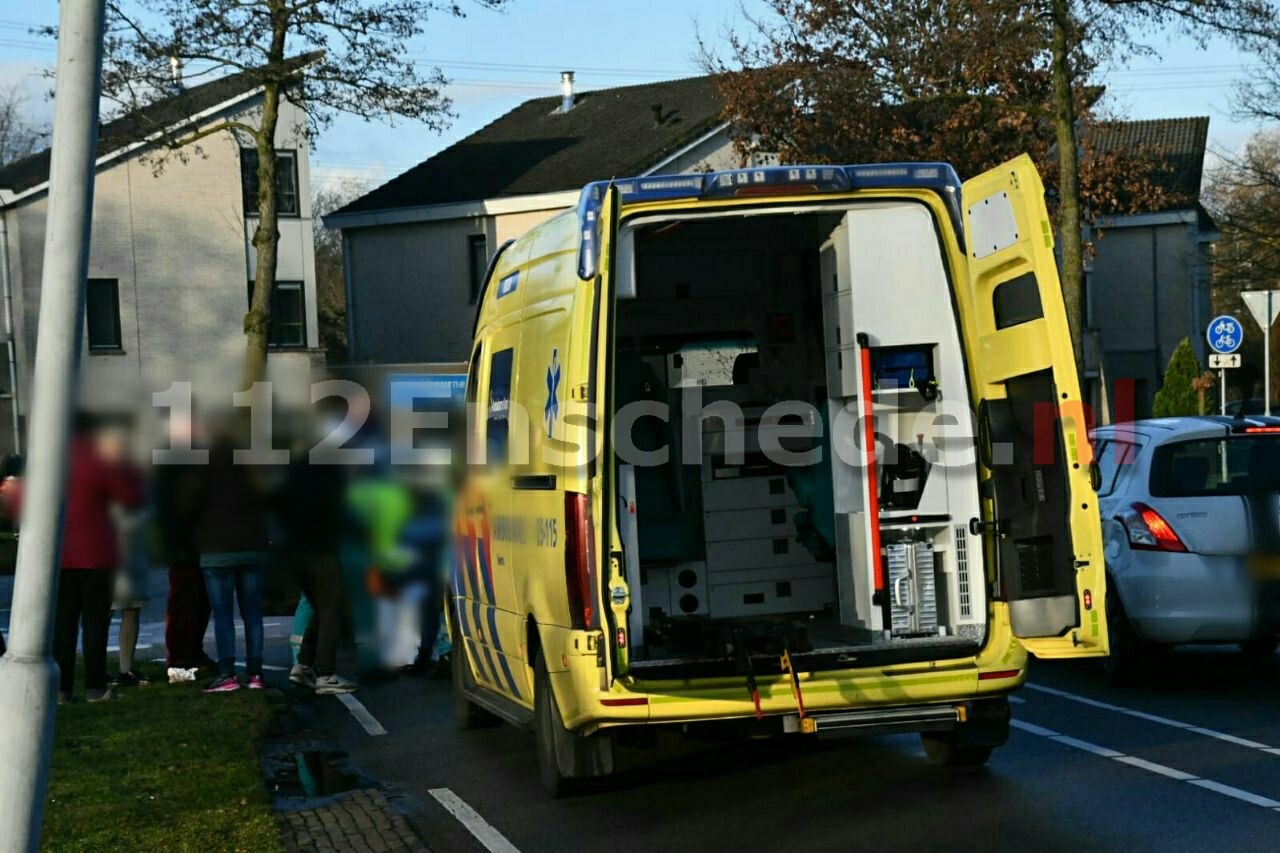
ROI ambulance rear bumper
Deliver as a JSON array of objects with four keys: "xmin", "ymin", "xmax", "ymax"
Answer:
[{"xmin": 783, "ymin": 703, "xmax": 962, "ymax": 736}]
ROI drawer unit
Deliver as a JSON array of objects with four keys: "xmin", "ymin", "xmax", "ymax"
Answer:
[
  {"xmin": 701, "ymin": 474, "xmax": 795, "ymax": 512},
  {"xmin": 707, "ymin": 536, "xmax": 819, "ymax": 571},
  {"xmin": 703, "ymin": 507, "xmax": 797, "ymax": 542},
  {"xmin": 707, "ymin": 563, "xmax": 832, "ymax": 587},
  {"xmin": 708, "ymin": 576, "xmax": 835, "ymax": 618}
]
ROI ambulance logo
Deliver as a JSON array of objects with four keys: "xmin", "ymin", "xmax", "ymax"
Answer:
[{"xmin": 544, "ymin": 348, "xmax": 561, "ymax": 435}]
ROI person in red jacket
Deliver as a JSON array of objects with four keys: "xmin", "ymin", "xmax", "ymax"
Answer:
[{"xmin": 49, "ymin": 414, "xmax": 142, "ymax": 702}]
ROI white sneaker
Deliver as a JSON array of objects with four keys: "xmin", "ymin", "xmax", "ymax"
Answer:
[
  {"xmin": 314, "ymin": 674, "xmax": 357, "ymax": 695},
  {"xmin": 289, "ymin": 664, "xmax": 316, "ymax": 688}
]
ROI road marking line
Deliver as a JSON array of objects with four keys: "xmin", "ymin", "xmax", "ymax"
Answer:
[
  {"xmin": 1026, "ymin": 683, "xmax": 1280, "ymax": 754},
  {"xmin": 1012, "ymin": 719, "xmax": 1280, "ymax": 811},
  {"xmin": 1185, "ymin": 727, "xmax": 1271, "ymax": 750},
  {"xmin": 428, "ymin": 788, "xmax": 521, "ymax": 853},
  {"xmin": 1113, "ymin": 755, "xmax": 1197, "ymax": 781},
  {"xmin": 1189, "ymin": 779, "xmax": 1280, "ymax": 808},
  {"xmin": 1010, "ymin": 720, "xmax": 1060, "ymax": 738},
  {"xmin": 1008, "ymin": 695, "xmax": 1026, "ymax": 704},
  {"xmin": 1051, "ymin": 735, "xmax": 1122, "ymax": 757},
  {"xmin": 336, "ymin": 693, "xmax": 387, "ymax": 736}
]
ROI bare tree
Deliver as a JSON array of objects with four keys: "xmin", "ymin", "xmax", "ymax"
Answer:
[
  {"xmin": 311, "ymin": 180, "xmax": 368, "ymax": 364},
  {"xmin": 708, "ymin": 0, "xmax": 1279, "ymax": 369},
  {"xmin": 1205, "ymin": 130, "xmax": 1280, "ymax": 400},
  {"xmin": 77, "ymin": 0, "xmax": 509, "ymax": 387},
  {"xmin": 0, "ymin": 83, "xmax": 47, "ymax": 167}
]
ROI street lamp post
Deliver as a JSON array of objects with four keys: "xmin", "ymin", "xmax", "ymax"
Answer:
[{"xmin": 0, "ymin": 2, "xmax": 106, "ymax": 850}]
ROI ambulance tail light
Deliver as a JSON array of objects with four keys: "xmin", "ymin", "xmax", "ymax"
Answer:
[{"xmin": 565, "ymin": 492, "xmax": 599, "ymax": 629}]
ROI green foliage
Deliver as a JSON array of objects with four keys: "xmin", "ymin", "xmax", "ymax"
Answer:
[
  {"xmin": 1152, "ymin": 338, "xmax": 1203, "ymax": 418},
  {"xmin": 42, "ymin": 665, "xmax": 284, "ymax": 852}
]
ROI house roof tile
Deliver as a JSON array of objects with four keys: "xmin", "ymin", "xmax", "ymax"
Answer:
[
  {"xmin": 333, "ymin": 75, "xmax": 727, "ymax": 216},
  {"xmin": 1090, "ymin": 116, "xmax": 1210, "ymax": 209},
  {"xmin": 0, "ymin": 51, "xmax": 320, "ymax": 197}
]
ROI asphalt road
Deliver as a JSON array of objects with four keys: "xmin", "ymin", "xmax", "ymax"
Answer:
[
  {"xmin": 6, "ymin": 572, "xmax": 1279, "ymax": 850},
  {"xmin": 311, "ymin": 647, "xmax": 1280, "ymax": 853}
]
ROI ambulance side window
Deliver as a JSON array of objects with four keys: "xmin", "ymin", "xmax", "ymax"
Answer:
[{"xmin": 487, "ymin": 348, "xmax": 515, "ymax": 464}]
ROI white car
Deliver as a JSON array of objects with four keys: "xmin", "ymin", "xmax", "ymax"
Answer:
[{"xmin": 1092, "ymin": 416, "xmax": 1280, "ymax": 681}]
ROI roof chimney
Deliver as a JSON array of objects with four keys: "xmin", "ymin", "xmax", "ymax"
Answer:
[
  {"xmin": 169, "ymin": 56, "xmax": 183, "ymax": 91},
  {"xmin": 560, "ymin": 71, "xmax": 575, "ymax": 113}
]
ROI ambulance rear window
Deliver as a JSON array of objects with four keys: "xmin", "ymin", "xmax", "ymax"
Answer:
[{"xmin": 671, "ymin": 339, "xmax": 758, "ymax": 388}]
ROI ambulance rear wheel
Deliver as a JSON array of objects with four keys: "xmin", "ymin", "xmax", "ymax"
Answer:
[
  {"xmin": 921, "ymin": 733, "xmax": 993, "ymax": 767},
  {"xmin": 453, "ymin": 639, "xmax": 498, "ymax": 730},
  {"xmin": 534, "ymin": 652, "xmax": 614, "ymax": 797}
]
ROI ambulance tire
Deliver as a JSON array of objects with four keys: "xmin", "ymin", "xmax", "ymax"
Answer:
[
  {"xmin": 453, "ymin": 638, "xmax": 499, "ymax": 730},
  {"xmin": 920, "ymin": 733, "xmax": 993, "ymax": 768},
  {"xmin": 534, "ymin": 652, "xmax": 614, "ymax": 797}
]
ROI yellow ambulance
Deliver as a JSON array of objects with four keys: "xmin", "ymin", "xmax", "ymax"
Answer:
[{"xmin": 450, "ymin": 155, "xmax": 1108, "ymax": 795}]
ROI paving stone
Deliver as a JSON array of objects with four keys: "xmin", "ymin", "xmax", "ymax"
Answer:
[{"xmin": 278, "ymin": 789, "xmax": 428, "ymax": 852}]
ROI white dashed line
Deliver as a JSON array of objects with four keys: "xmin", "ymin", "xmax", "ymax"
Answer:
[
  {"xmin": 1113, "ymin": 755, "xmax": 1197, "ymax": 781},
  {"xmin": 1188, "ymin": 779, "xmax": 1280, "ymax": 809},
  {"xmin": 428, "ymin": 788, "xmax": 521, "ymax": 853},
  {"xmin": 336, "ymin": 692, "xmax": 388, "ymax": 736},
  {"xmin": 1011, "ymin": 719, "xmax": 1280, "ymax": 812},
  {"xmin": 1026, "ymin": 683, "xmax": 1280, "ymax": 754},
  {"xmin": 1008, "ymin": 695, "xmax": 1026, "ymax": 704}
]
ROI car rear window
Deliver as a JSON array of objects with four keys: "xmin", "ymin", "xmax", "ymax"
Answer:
[{"xmin": 1149, "ymin": 435, "xmax": 1280, "ymax": 497}]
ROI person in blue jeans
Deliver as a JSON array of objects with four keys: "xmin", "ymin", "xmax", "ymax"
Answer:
[{"xmin": 181, "ymin": 421, "xmax": 270, "ymax": 692}]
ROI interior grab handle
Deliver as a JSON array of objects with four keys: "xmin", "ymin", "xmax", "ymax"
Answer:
[{"xmin": 893, "ymin": 574, "xmax": 910, "ymax": 609}]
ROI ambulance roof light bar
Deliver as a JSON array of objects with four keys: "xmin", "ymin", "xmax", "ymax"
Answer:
[{"xmin": 577, "ymin": 162, "xmax": 965, "ymax": 279}]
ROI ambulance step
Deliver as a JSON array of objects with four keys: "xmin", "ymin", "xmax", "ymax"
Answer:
[{"xmin": 784, "ymin": 704, "xmax": 960, "ymax": 736}]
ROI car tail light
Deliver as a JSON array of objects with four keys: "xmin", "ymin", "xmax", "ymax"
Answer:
[
  {"xmin": 564, "ymin": 492, "xmax": 599, "ymax": 629},
  {"xmin": 1243, "ymin": 426, "xmax": 1280, "ymax": 434},
  {"xmin": 1120, "ymin": 502, "xmax": 1188, "ymax": 553}
]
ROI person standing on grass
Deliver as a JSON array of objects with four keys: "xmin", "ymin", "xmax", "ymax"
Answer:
[
  {"xmin": 97, "ymin": 424, "xmax": 153, "ymax": 687},
  {"xmin": 183, "ymin": 417, "xmax": 270, "ymax": 693},
  {"xmin": 158, "ymin": 413, "xmax": 212, "ymax": 671},
  {"xmin": 13, "ymin": 414, "xmax": 143, "ymax": 703},
  {"xmin": 280, "ymin": 432, "xmax": 357, "ymax": 695}
]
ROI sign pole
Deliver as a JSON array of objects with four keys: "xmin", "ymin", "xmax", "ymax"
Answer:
[
  {"xmin": 1267, "ymin": 291, "xmax": 1273, "ymax": 417},
  {"xmin": 1242, "ymin": 291, "xmax": 1280, "ymax": 416},
  {"xmin": 1221, "ymin": 368, "xmax": 1227, "ymax": 417},
  {"xmin": 0, "ymin": 2, "xmax": 106, "ymax": 850}
]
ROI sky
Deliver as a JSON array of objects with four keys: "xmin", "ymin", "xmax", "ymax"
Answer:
[{"xmin": 0, "ymin": 1, "xmax": 1270, "ymax": 195}]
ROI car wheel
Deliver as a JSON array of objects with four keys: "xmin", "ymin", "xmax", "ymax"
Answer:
[
  {"xmin": 452, "ymin": 604, "xmax": 498, "ymax": 731},
  {"xmin": 533, "ymin": 651, "xmax": 614, "ymax": 797},
  {"xmin": 921, "ymin": 732, "xmax": 993, "ymax": 767},
  {"xmin": 1101, "ymin": 592, "xmax": 1147, "ymax": 686}
]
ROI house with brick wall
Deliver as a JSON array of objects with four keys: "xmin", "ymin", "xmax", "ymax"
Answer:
[{"xmin": 0, "ymin": 58, "xmax": 323, "ymax": 455}]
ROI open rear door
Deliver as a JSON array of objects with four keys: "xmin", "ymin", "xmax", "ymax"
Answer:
[{"xmin": 961, "ymin": 155, "xmax": 1108, "ymax": 659}]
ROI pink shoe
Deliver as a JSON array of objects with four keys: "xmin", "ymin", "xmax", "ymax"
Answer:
[
  {"xmin": 247, "ymin": 675, "xmax": 265, "ymax": 690},
  {"xmin": 204, "ymin": 675, "xmax": 241, "ymax": 693}
]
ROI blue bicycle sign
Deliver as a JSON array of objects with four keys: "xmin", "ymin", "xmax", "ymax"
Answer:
[{"xmin": 1207, "ymin": 315, "xmax": 1243, "ymax": 355}]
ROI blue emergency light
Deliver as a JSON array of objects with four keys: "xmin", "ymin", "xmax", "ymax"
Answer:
[{"xmin": 576, "ymin": 162, "xmax": 965, "ymax": 280}]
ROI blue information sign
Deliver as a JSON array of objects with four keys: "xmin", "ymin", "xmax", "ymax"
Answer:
[{"xmin": 1206, "ymin": 315, "xmax": 1243, "ymax": 355}]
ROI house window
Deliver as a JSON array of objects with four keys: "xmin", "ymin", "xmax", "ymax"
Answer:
[
  {"xmin": 86, "ymin": 278, "xmax": 122, "ymax": 352},
  {"xmin": 468, "ymin": 234, "xmax": 488, "ymax": 304},
  {"xmin": 240, "ymin": 149, "xmax": 300, "ymax": 217},
  {"xmin": 248, "ymin": 280, "xmax": 307, "ymax": 349}
]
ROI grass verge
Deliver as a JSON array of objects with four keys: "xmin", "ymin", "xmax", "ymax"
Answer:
[{"xmin": 42, "ymin": 665, "xmax": 285, "ymax": 852}]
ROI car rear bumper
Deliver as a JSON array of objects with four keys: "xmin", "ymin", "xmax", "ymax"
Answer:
[{"xmin": 1118, "ymin": 552, "xmax": 1259, "ymax": 644}]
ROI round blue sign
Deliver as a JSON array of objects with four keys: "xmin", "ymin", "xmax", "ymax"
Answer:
[{"xmin": 1207, "ymin": 315, "xmax": 1243, "ymax": 355}]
